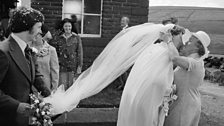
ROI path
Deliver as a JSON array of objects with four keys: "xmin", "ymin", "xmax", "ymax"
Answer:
[{"xmin": 54, "ymin": 81, "xmax": 224, "ymax": 126}]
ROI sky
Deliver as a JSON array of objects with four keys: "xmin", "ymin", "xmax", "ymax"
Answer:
[{"xmin": 149, "ymin": 0, "xmax": 224, "ymax": 8}]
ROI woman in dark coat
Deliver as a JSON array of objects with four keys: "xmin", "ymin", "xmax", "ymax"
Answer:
[{"xmin": 54, "ymin": 18, "xmax": 83, "ymax": 90}]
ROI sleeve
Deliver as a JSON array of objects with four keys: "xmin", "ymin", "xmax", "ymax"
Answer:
[
  {"xmin": 33, "ymin": 56, "xmax": 51, "ymax": 97},
  {"xmin": 77, "ymin": 36, "xmax": 83, "ymax": 69},
  {"xmin": 49, "ymin": 47, "xmax": 59, "ymax": 91},
  {"xmin": 187, "ymin": 58, "xmax": 198, "ymax": 71},
  {"xmin": 0, "ymin": 50, "xmax": 20, "ymax": 114}
]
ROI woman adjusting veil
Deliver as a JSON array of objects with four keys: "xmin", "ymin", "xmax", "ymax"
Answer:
[
  {"xmin": 117, "ymin": 25, "xmax": 187, "ymax": 126},
  {"xmin": 44, "ymin": 23, "xmax": 185, "ymax": 125}
]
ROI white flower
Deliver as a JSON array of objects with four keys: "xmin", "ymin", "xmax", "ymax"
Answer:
[
  {"xmin": 30, "ymin": 104, "xmax": 35, "ymax": 109},
  {"xmin": 41, "ymin": 111, "xmax": 46, "ymax": 115},
  {"xmin": 43, "ymin": 119, "xmax": 48, "ymax": 123},
  {"xmin": 31, "ymin": 117, "xmax": 37, "ymax": 121},
  {"xmin": 34, "ymin": 99, "xmax": 39, "ymax": 104},
  {"xmin": 171, "ymin": 95, "xmax": 178, "ymax": 100},
  {"xmin": 30, "ymin": 47, "xmax": 38, "ymax": 54},
  {"xmin": 36, "ymin": 108, "xmax": 39, "ymax": 113},
  {"xmin": 39, "ymin": 102, "xmax": 45, "ymax": 107},
  {"xmin": 46, "ymin": 111, "xmax": 50, "ymax": 115}
]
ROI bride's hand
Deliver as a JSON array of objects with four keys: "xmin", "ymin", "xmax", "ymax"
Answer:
[
  {"xmin": 159, "ymin": 31, "xmax": 172, "ymax": 43},
  {"xmin": 167, "ymin": 42, "xmax": 179, "ymax": 60}
]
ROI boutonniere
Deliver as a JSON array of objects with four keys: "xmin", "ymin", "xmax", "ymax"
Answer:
[{"xmin": 30, "ymin": 47, "xmax": 38, "ymax": 54}]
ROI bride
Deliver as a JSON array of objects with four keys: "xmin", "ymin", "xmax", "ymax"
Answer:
[
  {"xmin": 44, "ymin": 23, "xmax": 188, "ymax": 125},
  {"xmin": 117, "ymin": 25, "xmax": 186, "ymax": 126}
]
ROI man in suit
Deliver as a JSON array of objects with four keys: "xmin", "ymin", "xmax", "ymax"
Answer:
[
  {"xmin": 120, "ymin": 16, "xmax": 130, "ymax": 30},
  {"xmin": 117, "ymin": 16, "xmax": 130, "ymax": 90},
  {"xmin": 0, "ymin": 6, "xmax": 51, "ymax": 126}
]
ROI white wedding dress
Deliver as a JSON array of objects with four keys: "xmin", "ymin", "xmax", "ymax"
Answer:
[
  {"xmin": 117, "ymin": 42, "xmax": 174, "ymax": 126},
  {"xmin": 44, "ymin": 23, "xmax": 176, "ymax": 125}
]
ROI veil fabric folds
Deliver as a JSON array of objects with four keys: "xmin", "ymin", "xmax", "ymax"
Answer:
[
  {"xmin": 43, "ymin": 23, "xmax": 175, "ymax": 115},
  {"xmin": 117, "ymin": 43, "xmax": 174, "ymax": 126}
]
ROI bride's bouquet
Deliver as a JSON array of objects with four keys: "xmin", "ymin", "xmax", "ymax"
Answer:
[
  {"xmin": 158, "ymin": 84, "xmax": 178, "ymax": 126},
  {"xmin": 161, "ymin": 84, "xmax": 178, "ymax": 116},
  {"xmin": 29, "ymin": 93, "xmax": 53, "ymax": 126}
]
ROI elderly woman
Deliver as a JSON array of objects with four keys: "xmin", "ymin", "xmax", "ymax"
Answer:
[
  {"xmin": 164, "ymin": 31, "xmax": 211, "ymax": 126},
  {"xmin": 55, "ymin": 18, "xmax": 83, "ymax": 90},
  {"xmin": 31, "ymin": 24, "xmax": 59, "ymax": 92}
]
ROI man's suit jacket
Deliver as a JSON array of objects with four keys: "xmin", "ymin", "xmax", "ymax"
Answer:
[{"xmin": 0, "ymin": 36, "xmax": 51, "ymax": 126}]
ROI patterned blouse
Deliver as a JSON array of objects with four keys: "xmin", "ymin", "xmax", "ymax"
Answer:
[{"xmin": 55, "ymin": 32, "xmax": 83, "ymax": 72}]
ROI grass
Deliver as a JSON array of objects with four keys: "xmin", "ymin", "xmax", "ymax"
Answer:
[{"xmin": 78, "ymin": 80, "xmax": 123, "ymax": 108}]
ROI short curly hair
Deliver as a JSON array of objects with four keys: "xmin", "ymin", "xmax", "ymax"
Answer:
[{"xmin": 9, "ymin": 6, "xmax": 44, "ymax": 33}]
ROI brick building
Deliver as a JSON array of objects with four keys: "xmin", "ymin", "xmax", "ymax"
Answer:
[
  {"xmin": 1, "ymin": 0, "xmax": 149, "ymax": 69},
  {"xmin": 30, "ymin": 0, "xmax": 149, "ymax": 69}
]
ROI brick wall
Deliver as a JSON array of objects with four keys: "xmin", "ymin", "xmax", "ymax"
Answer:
[
  {"xmin": 31, "ymin": 0, "xmax": 149, "ymax": 69},
  {"xmin": 31, "ymin": 0, "xmax": 63, "ymax": 29},
  {"xmin": 102, "ymin": 0, "xmax": 149, "ymax": 38}
]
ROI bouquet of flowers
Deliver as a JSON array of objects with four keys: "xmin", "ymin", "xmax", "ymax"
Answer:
[
  {"xmin": 161, "ymin": 84, "xmax": 178, "ymax": 116},
  {"xmin": 29, "ymin": 93, "xmax": 53, "ymax": 126},
  {"xmin": 158, "ymin": 84, "xmax": 178, "ymax": 126}
]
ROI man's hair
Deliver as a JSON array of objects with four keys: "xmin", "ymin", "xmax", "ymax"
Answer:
[
  {"xmin": 162, "ymin": 17, "xmax": 178, "ymax": 25},
  {"xmin": 9, "ymin": 6, "xmax": 44, "ymax": 33}
]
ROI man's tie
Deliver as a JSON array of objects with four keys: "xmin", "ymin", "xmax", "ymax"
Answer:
[{"xmin": 25, "ymin": 45, "xmax": 32, "ymax": 78}]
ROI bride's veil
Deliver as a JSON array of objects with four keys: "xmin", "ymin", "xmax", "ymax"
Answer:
[{"xmin": 44, "ymin": 23, "xmax": 175, "ymax": 115}]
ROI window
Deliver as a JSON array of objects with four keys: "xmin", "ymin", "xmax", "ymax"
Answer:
[
  {"xmin": 63, "ymin": 0, "xmax": 103, "ymax": 37},
  {"xmin": 18, "ymin": 0, "xmax": 31, "ymax": 7}
]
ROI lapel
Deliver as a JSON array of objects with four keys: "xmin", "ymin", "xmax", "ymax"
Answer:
[{"xmin": 8, "ymin": 36, "xmax": 32, "ymax": 82}]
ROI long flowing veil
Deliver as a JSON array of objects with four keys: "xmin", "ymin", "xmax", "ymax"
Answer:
[
  {"xmin": 44, "ymin": 23, "xmax": 175, "ymax": 115},
  {"xmin": 117, "ymin": 42, "xmax": 175, "ymax": 126}
]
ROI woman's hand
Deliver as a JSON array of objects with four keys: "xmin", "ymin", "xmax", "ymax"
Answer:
[
  {"xmin": 159, "ymin": 31, "xmax": 172, "ymax": 43},
  {"xmin": 77, "ymin": 66, "xmax": 82, "ymax": 74}
]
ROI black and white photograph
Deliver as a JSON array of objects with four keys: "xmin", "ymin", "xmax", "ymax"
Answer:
[{"xmin": 0, "ymin": 0, "xmax": 224, "ymax": 126}]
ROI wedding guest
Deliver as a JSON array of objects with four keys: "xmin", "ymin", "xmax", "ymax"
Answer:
[
  {"xmin": 117, "ymin": 16, "xmax": 130, "ymax": 90},
  {"xmin": 0, "ymin": 6, "xmax": 51, "ymax": 126},
  {"xmin": 0, "ymin": 26, "xmax": 6, "ymax": 41},
  {"xmin": 42, "ymin": 25, "xmax": 53, "ymax": 42},
  {"xmin": 71, "ymin": 14, "xmax": 79, "ymax": 34},
  {"xmin": 55, "ymin": 18, "xmax": 83, "ymax": 90},
  {"xmin": 120, "ymin": 16, "xmax": 130, "ymax": 30},
  {"xmin": 31, "ymin": 24, "xmax": 59, "ymax": 92},
  {"xmin": 2, "ymin": 8, "xmax": 15, "ymax": 38},
  {"xmin": 48, "ymin": 19, "xmax": 62, "ymax": 47},
  {"xmin": 164, "ymin": 31, "xmax": 211, "ymax": 126}
]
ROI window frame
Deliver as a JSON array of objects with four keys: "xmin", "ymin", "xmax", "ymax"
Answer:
[
  {"xmin": 62, "ymin": 0, "xmax": 103, "ymax": 38},
  {"xmin": 18, "ymin": 0, "xmax": 31, "ymax": 7}
]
